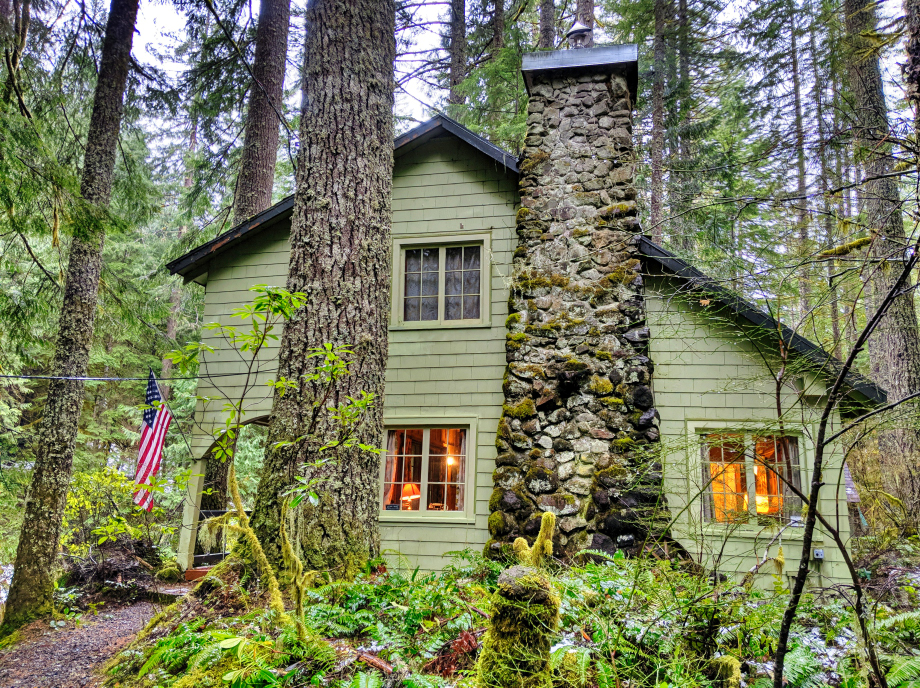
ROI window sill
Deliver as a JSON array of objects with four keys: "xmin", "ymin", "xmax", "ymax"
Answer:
[
  {"xmin": 700, "ymin": 523, "xmax": 820, "ymax": 542},
  {"xmin": 379, "ymin": 512, "xmax": 476, "ymax": 525},
  {"xmin": 390, "ymin": 320, "xmax": 493, "ymax": 331}
]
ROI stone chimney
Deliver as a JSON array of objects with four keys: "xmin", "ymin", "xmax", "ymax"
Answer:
[{"xmin": 486, "ymin": 44, "xmax": 667, "ymax": 560}]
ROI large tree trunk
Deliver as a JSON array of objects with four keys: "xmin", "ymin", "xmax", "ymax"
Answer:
[
  {"xmin": 811, "ymin": 28, "xmax": 842, "ymax": 358},
  {"xmin": 232, "ymin": 0, "xmax": 291, "ymax": 224},
  {"xmin": 575, "ymin": 0, "xmax": 595, "ymax": 46},
  {"xmin": 492, "ymin": 0, "xmax": 504, "ymax": 53},
  {"xmin": 844, "ymin": 0, "xmax": 920, "ymax": 500},
  {"xmin": 649, "ymin": 0, "xmax": 667, "ymax": 243},
  {"xmin": 448, "ymin": 0, "xmax": 466, "ymax": 105},
  {"xmin": 0, "ymin": 0, "xmax": 11, "ymax": 38},
  {"xmin": 904, "ymin": 0, "xmax": 920, "ymax": 130},
  {"xmin": 248, "ymin": 0, "xmax": 395, "ymax": 577},
  {"xmin": 538, "ymin": 0, "xmax": 554, "ymax": 49},
  {"xmin": 3, "ymin": 0, "xmax": 138, "ymax": 628}
]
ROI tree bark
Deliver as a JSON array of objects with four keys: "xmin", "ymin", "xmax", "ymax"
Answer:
[
  {"xmin": 790, "ymin": 9, "xmax": 810, "ymax": 320},
  {"xmin": 810, "ymin": 22, "xmax": 842, "ymax": 358},
  {"xmin": 491, "ymin": 0, "xmax": 504, "ymax": 53},
  {"xmin": 248, "ymin": 0, "xmax": 395, "ymax": 578},
  {"xmin": 232, "ymin": 0, "xmax": 291, "ymax": 224},
  {"xmin": 576, "ymin": 0, "xmax": 595, "ymax": 46},
  {"xmin": 538, "ymin": 0, "xmax": 554, "ymax": 49},
  {"xmin": 844, "ymin": 0, "xmax": 920, "ymax": 484},
  {"xmin": 904, "ymin": 0, "xmax": 920, "ymax": 132},
  {"xmin": 3, "ymin": 0, "xmax": 138, "ymax": 628},
  {"xmin": 0, "ymin": 0, "xmax": 11, "ymax": 38},
  {"xmin": 649, "ymin": 0, "xmax": 667, "ymax": 243},
  {"xmin": 671, "ymin": 0, "xmax": 694, "ymax": 252},
  {"xmin": 448, "ymin": 0, "xmax": 466, "ymax": 105}
]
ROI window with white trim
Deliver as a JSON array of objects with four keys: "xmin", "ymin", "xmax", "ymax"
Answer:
[
  {"xmin": 382, "ymin": 428, "xmax": 467, "ymax": 512},
  {"xmin": 702, "ymin": 433, "xmax": 802, "ymax": 524},
  {"xmin": 401, "ymin": 245, "xmax": 482, "ymax": 323}
]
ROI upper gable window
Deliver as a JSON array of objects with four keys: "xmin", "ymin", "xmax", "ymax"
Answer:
[
  {"xmin": 403, "ymin": 245, "xmax": 481, "ymax": 322},
  {"xmin": 392, "ymin": 234, "xmax": 491, "ymax": 329}
]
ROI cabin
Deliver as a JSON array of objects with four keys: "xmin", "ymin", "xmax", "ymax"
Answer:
[{"xmin": 167, "ymin": 43, "xmax": 880, "ymax": 587}]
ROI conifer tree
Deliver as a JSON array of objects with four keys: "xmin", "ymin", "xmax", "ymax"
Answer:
[
  {"xmin": 3, "ymin": 0, "xmax": 140, "ymax": 628},
  {"xmin": 449, "ymin": 0, "xmax": 467, "ymax": 104},
  {"xmin": 248, "ymin": 0, "xmax": 395, "ymax": 576},
  {"xmin": 842, "ymin": 0, "xmax": 920, "ymax": 465},
  {"xmin": 539, "ymin": 0, "xmax": 554, "ymax": 48},
  {"xmin": 232, "ymin": 0, "xmax": 291, "ymax": 224}
]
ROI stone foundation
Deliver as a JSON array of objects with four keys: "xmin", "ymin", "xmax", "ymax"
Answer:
[{"xmin": 486, "ymin": 64, "xmax": 668, "ymax": 561}]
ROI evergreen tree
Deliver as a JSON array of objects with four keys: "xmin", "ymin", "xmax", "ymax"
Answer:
[
  {"xmin": 248, "ymin": 0, "xmax": 396, "ymax": 576},
  {"xmin": 232, "ymin": 0, "xmax": 291, "ymax": 224},
  {"xmin": 3, "ymin": 0, "xmax": 141, "ymax": 628}
]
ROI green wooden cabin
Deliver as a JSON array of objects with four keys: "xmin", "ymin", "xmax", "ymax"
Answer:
[{"xmin": 167, "ymin": 54, "xmax": 880, "ymax": 587}]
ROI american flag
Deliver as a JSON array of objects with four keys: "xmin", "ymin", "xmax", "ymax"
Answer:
[{"xmin": 133, "ymin": 371, "xmax": 172, "ymax": 511}]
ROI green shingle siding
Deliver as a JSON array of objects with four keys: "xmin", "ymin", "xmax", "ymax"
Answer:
[
  {"xmin": 180, "ymin": 136, "xmax": 516, "ymax": 570},
  {"xmin": 646, "ymin": 278, "xmax": 852, "ymax": 586}
]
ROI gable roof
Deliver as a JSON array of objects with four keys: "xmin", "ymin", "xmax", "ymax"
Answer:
[
  {"xmin": 164, "ymin": 119, "xmax": 885, "ymax": 407},
  {"xmin": 166, "ymin": 115, "xmax": 517, "ymax": 282},
  {"xmin": 638, "ymin": 236, "xmax": 886, "ymax": 406}
]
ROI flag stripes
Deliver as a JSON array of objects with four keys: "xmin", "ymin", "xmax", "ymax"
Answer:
[{"xmin": 133, "ymin": 371, "xmax": 172, "ymax": 511}]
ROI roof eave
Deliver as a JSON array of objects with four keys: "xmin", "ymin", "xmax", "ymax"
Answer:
[
  {"xmin": 166, "ymin": 195, "xmax": 296, "ymax": 282},
  {"xmin": 638, "ymin": 236, "xmax": 887, "ymax": 407},
  {"xmin": 168, "ymin": 115, "xmax": 518, "ymax": 280}
]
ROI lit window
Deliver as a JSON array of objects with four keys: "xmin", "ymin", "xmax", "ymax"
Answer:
[
  {"xmin": 707, "ymin": 434, "xmax": 748, "ymax": 522},
  {"xmin": 382, "ymin": 428, "xmax": 466, "ymax": 512},
  {"xmin": 703, "ymin": 434, "xmax": 801, "ymax": 523},
  {"xmin": 402, "ymin": 245, "xmax": 481, "ymax": 323}
]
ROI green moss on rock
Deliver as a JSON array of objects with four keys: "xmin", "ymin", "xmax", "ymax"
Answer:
[
  {"xmin": 519, "ymin": 150, "xmax": 550, "ymax": 175},
  {"xmin": 478, "ymin": 514, "xmax": 560, "ymax": 688},
  {"xmin": 563, "ymin": 359, "xmax": 590, "ymax": 373},
  {"xmin": 588, "ymin": 375, "xmax": 614, "ymax": 395},
  {"xmin": 710, "ymin": 655, "xmax": 742, "ymax": 688},
  {"xmin": 505, "ymin": 398, "xmax": 537, "ymax": 419}
]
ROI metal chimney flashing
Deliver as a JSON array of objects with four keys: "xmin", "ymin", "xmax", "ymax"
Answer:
[{"xmin": 521, "ymin": 44, "xmax": 639, "ymax": 102}]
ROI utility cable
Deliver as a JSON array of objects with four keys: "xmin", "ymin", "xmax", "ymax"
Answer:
[{"xmin": 0, "ymin": 371, "xmax": 259, "ymax": 382}]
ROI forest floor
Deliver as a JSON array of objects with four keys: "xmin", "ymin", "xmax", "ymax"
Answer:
[{"xmin": 0, "ymin": 592, "xmax": 184, "ymax": 688}]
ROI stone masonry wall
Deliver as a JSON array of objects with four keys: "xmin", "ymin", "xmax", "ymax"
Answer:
[{"xmin": 485, "ymin": 66, "xmax": 668, "ymax": 561}]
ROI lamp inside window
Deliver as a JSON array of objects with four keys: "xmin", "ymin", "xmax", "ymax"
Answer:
[
  {"xmin": 703, "ymin": 433, "xmax": 801, "ymax": 523},
  {"xmin": 383, "ymin": 428, "xmax": 467, "ymax": 512}
]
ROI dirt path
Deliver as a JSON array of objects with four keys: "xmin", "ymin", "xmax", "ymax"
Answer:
[{"xmin": 0, "ymin": 602, "xmax": 158, "ymax": 688}]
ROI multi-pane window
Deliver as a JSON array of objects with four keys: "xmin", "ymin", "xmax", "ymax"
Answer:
[
  {"xmin": 403, "ymin": 245, "xmax": 481, "ymax": 323},
  {"xmin": 707, "ymin": 434, "xmax": 748, "ymax": 522},
  {"xmin": 702, "ymin": 433, "xmax": 801, "ymax": 524},
  {"xmin": 382, "ymin": 428, "xmax": 467, "ymax": 512}
]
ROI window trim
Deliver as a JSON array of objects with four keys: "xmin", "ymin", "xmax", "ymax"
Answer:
[
  {"xmin": 390, "ymin": 232, "xmax": 492, "ymax": 330},
  {"xmin": 688, "ymin": 421, "xmax": 808, "ymax": 529},
  {"xmin": 378, "ymin": 416, "xmax": 478, "ymax": 524}
]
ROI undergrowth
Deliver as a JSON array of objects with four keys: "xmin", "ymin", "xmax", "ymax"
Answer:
[{"xmin": 103, "ymin": 548, "xmax": 920, "ymax": 688}]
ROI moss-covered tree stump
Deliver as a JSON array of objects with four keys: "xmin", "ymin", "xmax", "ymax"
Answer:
[
  {"xmin": 477, "ymin": 565, "xmax": 560, "ymax": 688},
  {"xmin": 478, "ymin": 512, "xmax": 560, "ymax": 688}
]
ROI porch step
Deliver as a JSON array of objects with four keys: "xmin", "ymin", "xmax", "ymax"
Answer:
[{"xmin": 184, "ymin": 567, "xmax": 212, "ymax": 582}]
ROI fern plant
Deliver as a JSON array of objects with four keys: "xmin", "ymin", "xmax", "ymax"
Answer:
[{"xmin": 887, "ymin": 655, "xmax": 920, "ymax": 687}]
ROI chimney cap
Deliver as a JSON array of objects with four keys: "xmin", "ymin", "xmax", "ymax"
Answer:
[
  {"xmin": 521, "ymin": 44, "xmax": 639, "ymax": 102},
  {"xmin": 565, "ymin": 20, "xmax": 592, "ymax": 48}
]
